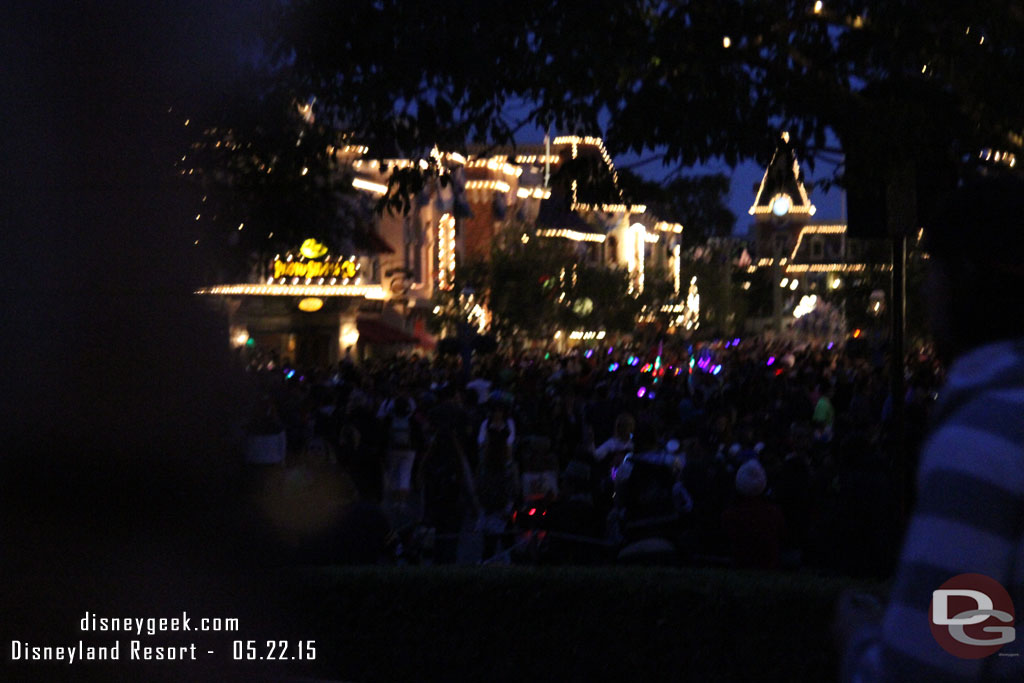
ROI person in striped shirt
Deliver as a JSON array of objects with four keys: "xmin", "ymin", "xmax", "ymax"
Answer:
[{"xmin": 840, "ymin": 171, "xmax": 1024, "ymax": 681}]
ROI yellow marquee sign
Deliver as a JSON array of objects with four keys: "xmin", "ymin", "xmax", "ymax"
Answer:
[{"xmin": 273, "ymin": 258, "xmax": 357, "ymax": 280}]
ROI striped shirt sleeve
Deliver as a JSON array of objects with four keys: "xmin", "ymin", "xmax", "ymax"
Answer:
[{"xmin": 846, "ymin": 406, "xmax": 1024, "ymax": 681}]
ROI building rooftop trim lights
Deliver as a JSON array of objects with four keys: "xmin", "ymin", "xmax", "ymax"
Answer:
[
  {"xmin": 655, "ymin": 221, "xmax": 684, "ymax": 234},
  {"xmin": 196, "ymin": 284, "xmax": 387, "ymax": 299},
  {"xmin": 352, "ymin": 177, "xmax": 388, "ymax": 194},
  {"xmin": 536, "ymin": 228, "xmax": 607, "ymax": 243},
  {"xmin": 572, "ymin": 202, "xmax": 648, "ymax": 214},
  {"xmin": 517, "ymin": 186, "xmax": 552, "ymax": 199},
  {"xmin": 790, "ymin": 224, "xmax": 847, "ymax": 260},
  {"xmin": 464, "ymin": 179, "xmax": 511, "ymax": 192}
]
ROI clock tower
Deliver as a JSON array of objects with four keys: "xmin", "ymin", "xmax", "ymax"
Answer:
[{"xmin": 749, "ymin": 131, "xmax": 817, "ymax": 261}]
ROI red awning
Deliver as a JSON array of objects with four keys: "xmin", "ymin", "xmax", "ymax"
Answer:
[{"xmin": 356, "ymin": 318, "xmax": 418, "ymax": 345}]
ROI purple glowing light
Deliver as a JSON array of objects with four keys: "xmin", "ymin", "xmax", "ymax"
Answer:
[
  {"xmin": 637, "ymin": 387, "xmax": 646, "ymax": 398},
  {"xmin": 767, "ymin": 356, "xmax": 776, "ymax": 366}
]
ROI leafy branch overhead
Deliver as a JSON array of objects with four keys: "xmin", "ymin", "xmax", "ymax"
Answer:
[
  {"xmin": 268, "ymin": 0, "xmax": 1024, "ymax": 196},
  {"xmin": 180, "ymin": 83, "xmax": 378, "ymax": 266}
]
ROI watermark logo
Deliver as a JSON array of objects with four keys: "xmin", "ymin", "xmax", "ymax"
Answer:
[{"xmin": 930, "ymin": 573, "xmax": 1015, "ymax": 658}]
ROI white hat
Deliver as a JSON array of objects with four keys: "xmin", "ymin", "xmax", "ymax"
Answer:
[{"xmin": 735, "ymin": 460, "xmax": 767, "ymax": 497}]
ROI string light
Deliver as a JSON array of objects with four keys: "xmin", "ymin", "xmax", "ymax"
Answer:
[
  {"xmin": 631, "ymin": 223, "xmax": 646, "ymax": 294},
  {"xmin": 437, "ymin": 213, "xmax": 456, "ymax": 291},
  {"xmin": 464, "ymin": 180, "xmax": 511, "ymax": 192},
  {"xmin": 352, "ymin": 178, "xmax": 388, "ymax": 194},
  {"xmin": 536, "ymin": 228, "xmax": 606, "ymax": 243},
  {"xmin": 813, "ymin": 1, "xmax": 823, "ymax": 14},
  {"xmin": 573, "ymin": 202, "xmax": 647, "ymax": 213},
  {"xmin": 516, "ymin": 187, "xmax": 552, "ymax": 199},
  {"xmin": 514, "ymin": 155, "xmax": 561, "ymax": 165},
  {"xmin": 673, "ymin": 243, "xmax": 681, "ymax": 295},
  {"xmin": 722, "ymin": 36, "xmax": 732, "ymax": 48},
  {"xmin": 783, "ymin": 263, "xmax": 892, "ymax": 273},
  {"xmin": 655, "ymin": 222, "xmax": 684, "ymax": 234},
  {"xmin": 465, "ymin": 158, "xmax": 522, "ymax": 177},
  {"xmin": 979, "ymin": 148, "xmax": 1017, "ymax": 168},
  {"xmin": 352, "ymin": 158, "xmax": 421, "ymax": 170}
]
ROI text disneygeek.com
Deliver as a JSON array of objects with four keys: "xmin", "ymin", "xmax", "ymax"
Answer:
[{"xmin": 9, "ymin": 612, "xmax": 316, "ymax": 664}]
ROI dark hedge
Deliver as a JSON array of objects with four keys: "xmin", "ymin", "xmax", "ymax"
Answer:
[{"xmin": 282, "ymin": 566, "xmax": 881, "ymax": 683}]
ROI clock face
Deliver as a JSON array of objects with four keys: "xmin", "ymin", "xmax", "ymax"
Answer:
[{"xmin": 771, "ymin": 193, "xmax": 792, "ymax": 217}]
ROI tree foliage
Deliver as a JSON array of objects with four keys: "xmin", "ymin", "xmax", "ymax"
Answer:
[
  {"xmin": 430, "ymin": 224, "xmax": 652, "ymax": 340},
  {"xmin": 619, "ymin": 169, "xmax": 736, "ymax": 245},
  {"xmin": 267, "ymin": 0, "xmax": 1024, "ymax": 217},
  {"xmin": 181, "ymin": 82, "xmax": 378, "ymax": 279}
]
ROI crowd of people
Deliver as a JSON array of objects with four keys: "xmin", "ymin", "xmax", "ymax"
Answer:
[{"xmin": 240, "ymin": 337, "xmax": 943, "ymax": 575}]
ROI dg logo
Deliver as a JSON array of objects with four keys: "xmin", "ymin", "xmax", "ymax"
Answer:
[{"xmin": 931, "ymin": 573, "xmax": 1016, "ymax": 659}]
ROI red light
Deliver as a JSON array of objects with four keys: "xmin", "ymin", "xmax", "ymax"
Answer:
[
  {"xmin": 542, "ymin": 510, "xmax": 547, "ymax": 516},
  {"xmin": 775, "ymin": 369, "xmax": 784, "ymax": 376},
  {"xmin": 528, "ymin": 508, "xmax": 536, "ymax": 516}
]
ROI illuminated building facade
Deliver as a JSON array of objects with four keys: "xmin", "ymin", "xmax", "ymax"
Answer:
[{"xmin": 198, "ymin": 131, "xmax": 689, "ymax": 364}]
